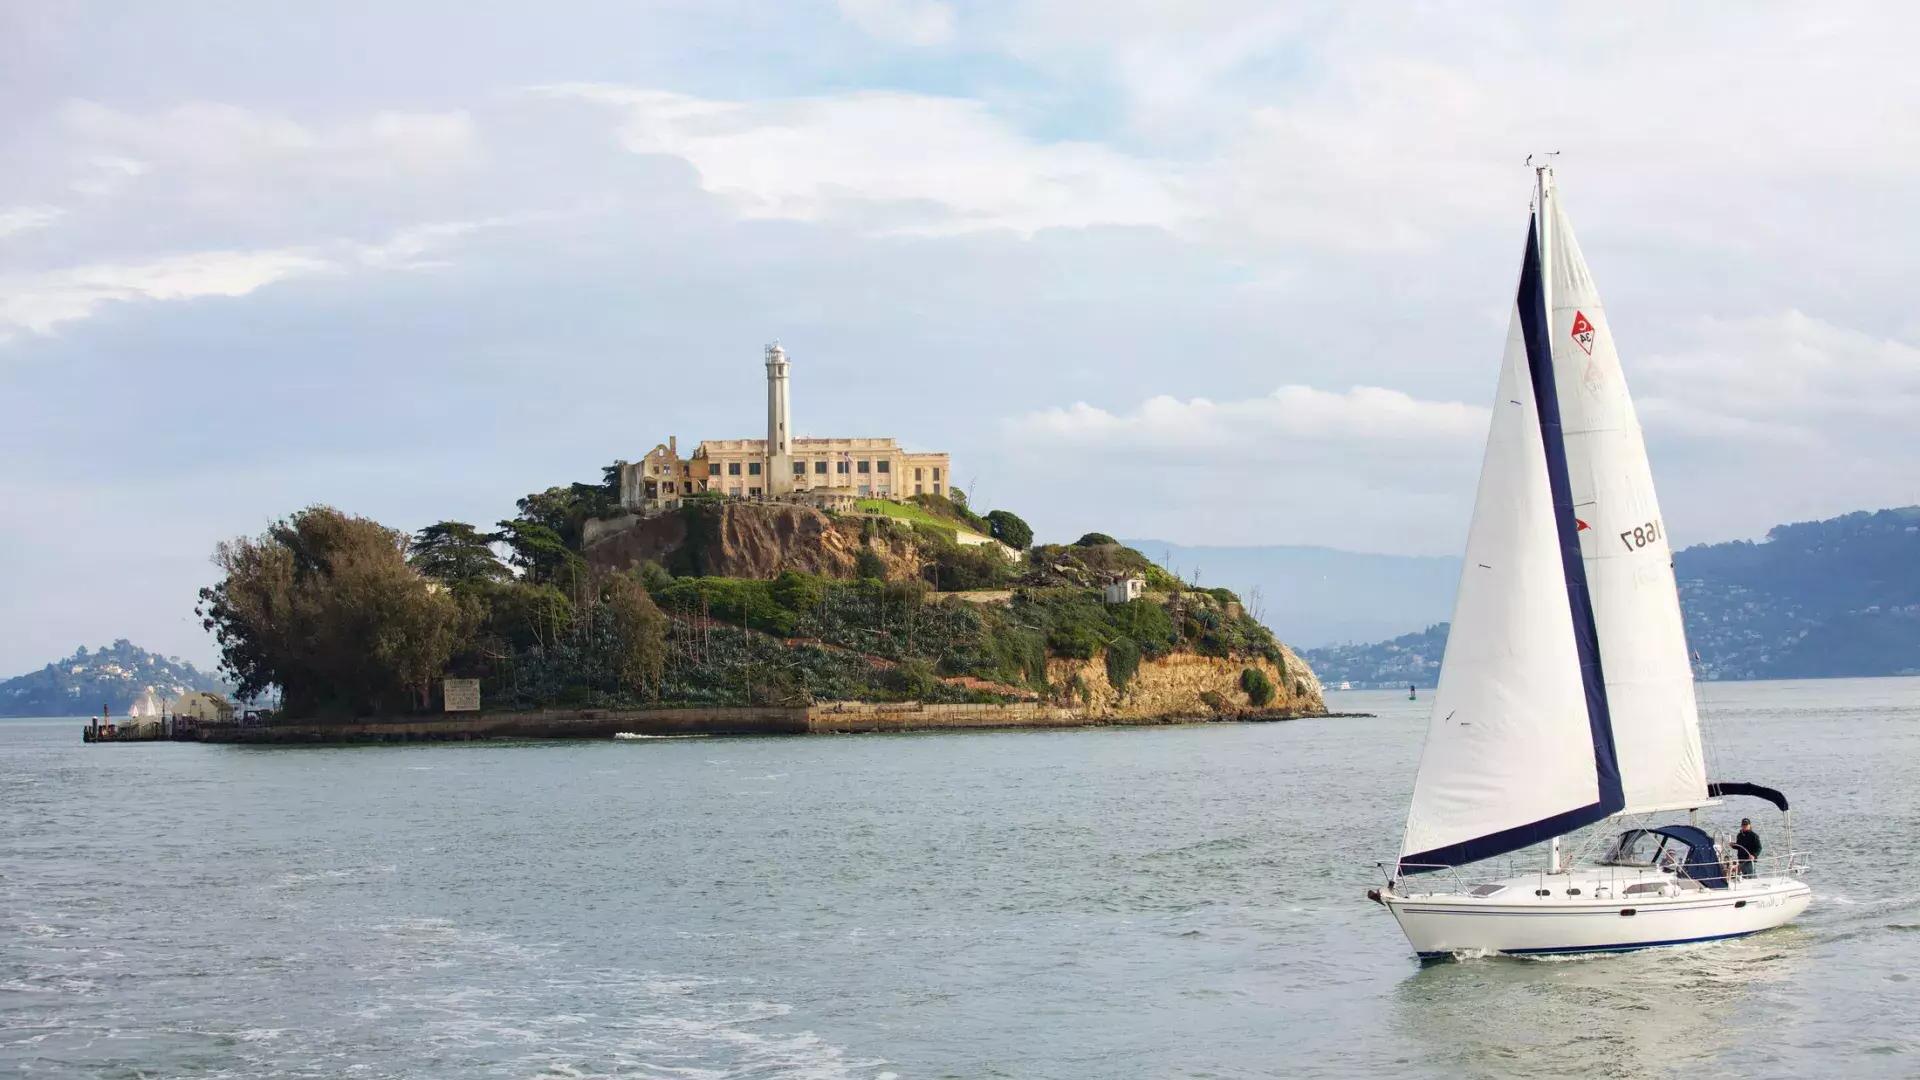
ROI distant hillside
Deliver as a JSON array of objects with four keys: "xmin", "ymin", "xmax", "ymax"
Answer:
[
  {"xmin": 0, "ymin": 640, "xmax": 231, "ymax": 717},
  {"xmin": 1302, "ymin": 624, "xmax": 1448, "ymax": 690},
  {"xmin": 1122, "ymin": 540, "xmax": 1459, "ymax": 649},
  {"xmin": 1303, "ymin": 506, "xmax": 1920, "ymax": 686},
  {"xmin": 1676, "ymin": 506, "xmax": 1920, "ymax": 679}
]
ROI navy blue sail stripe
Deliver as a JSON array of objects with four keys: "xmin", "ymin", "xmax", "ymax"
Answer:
[{"xmin": 1399, "ymin": 215, "xmax": 1624, "ymax": 875}]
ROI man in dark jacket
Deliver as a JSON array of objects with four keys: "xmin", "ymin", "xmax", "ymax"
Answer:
[{"xmin": 1733, "ymin": 818, "xmax": 1763, "ymax": 877}]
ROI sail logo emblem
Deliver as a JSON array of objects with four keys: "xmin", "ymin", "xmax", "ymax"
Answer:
[{"xmin": 1570, "ymin": 311, "xmax": 1597, "ymax": 355}]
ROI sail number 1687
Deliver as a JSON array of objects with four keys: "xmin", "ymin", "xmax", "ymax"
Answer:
[{"xmin": 1620, "ymin": 518, "xmax": 1662, "ymax": 552}]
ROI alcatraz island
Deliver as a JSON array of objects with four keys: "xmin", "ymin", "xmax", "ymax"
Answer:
[{"xmin": 164, "ymin": 344, "xmax": 1326, "ymax": 744}]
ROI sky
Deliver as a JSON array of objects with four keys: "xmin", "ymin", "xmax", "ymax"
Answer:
[{"xmin": 3, "ymin": 1, "xmax": 1917, "ymax": 673}]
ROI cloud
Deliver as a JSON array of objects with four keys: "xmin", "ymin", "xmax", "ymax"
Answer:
[
  {"xmin": 1640, "ymin": 310, "xmax": 1920, "ymax": 429},
  {"xmin": 59, "ymin": 101, "xmax": 481, "ymax": 185},
  {"xmin": 535, "ymin": 85, "xmax": 1190, "ymax": 235},
  {"xmin": 0, "ymin": 217, "xmax": 506, "ymax": 337},
  {"xmin": 0, "ymin": 249, "xmax": 335, "ymax": 337},
  {"xmin": 0, "ymin": 205, "xmax": 64, "ymax": 237},
  {"xmin": 836, "ymin": 0, "xmax": 955, "ymax": 46},
  {"xmin": 998, "ymin": 385, "xmax": 1492, "ymax": 549},
  {"xmin": 1010, "ymin": 384, "xmax": 1488, "ymax": 453}
]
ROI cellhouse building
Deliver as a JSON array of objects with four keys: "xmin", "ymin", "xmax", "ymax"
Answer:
[{"xmin": 615, "ymin": 343, "xmax": 952, "ymax": 513}]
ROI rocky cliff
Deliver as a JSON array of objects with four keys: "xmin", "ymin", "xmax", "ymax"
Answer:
[
  {"xmin": 1047, "ymin": 647, "xmax": 1323, "ymax": 720},
  {"xmin": 585, "ymin": 503, "xmax": 925, "ymax": 581}
]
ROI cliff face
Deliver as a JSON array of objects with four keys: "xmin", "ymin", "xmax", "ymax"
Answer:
[
  {"xmin": 585, "ymin": 504, "xmax": 924, "ymax": 580},
  {"xmin": 1046, "ymin": 645, "xmax": 1324, "ymax": 720}
]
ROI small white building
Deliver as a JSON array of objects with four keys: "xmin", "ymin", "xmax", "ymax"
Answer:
[
  {"xmin": 1103, "ymin": 576, "xmax": 1146, "ymax": 604},
  {"xmin": 170, "ymin": 691, "xmax": 236, "ymax": 722}
]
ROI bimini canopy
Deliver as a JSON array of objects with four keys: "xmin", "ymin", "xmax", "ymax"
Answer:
[
  {"xmin": 1707, "ymin": 781, "xmax": 1789, "ymax": 812},
  {"xmin": 1611, "ymin": 825, "xmax": 1727, "ymax": 890}
]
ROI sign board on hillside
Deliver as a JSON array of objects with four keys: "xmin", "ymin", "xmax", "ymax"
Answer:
[{"xmin": 442, "ymin": 678, "xmax": 481, "ymax": 712}]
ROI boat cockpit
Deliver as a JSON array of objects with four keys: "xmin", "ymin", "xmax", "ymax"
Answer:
[{"xmin": 1599, "ymin": 825, "xmax": 1729, "ymax": 888}]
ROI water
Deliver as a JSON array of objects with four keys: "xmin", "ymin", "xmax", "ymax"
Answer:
[{"xmin": 3, "ymin": 677, "xmax": 1916, "ymax": 1078}]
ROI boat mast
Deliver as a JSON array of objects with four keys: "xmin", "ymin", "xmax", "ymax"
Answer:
[{"xmin": 1534, "ymin": 159, "xmax": 1563, "ymax": 877}]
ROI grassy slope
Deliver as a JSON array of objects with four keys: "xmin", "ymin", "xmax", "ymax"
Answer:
[{"xmin": 854, "ymin": 498, "xmax": 986, "ymax": 539}]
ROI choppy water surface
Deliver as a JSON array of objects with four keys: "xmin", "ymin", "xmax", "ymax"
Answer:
[{"xmin": 3, "ymin": 677, "xmax": 1915, "ymax": 1078}]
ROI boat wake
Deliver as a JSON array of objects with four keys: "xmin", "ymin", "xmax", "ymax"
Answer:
[{"xmin": 613, "ymin": 732, "xmax": 712, "ymax": 741}]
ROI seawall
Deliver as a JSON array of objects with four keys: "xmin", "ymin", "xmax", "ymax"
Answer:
[{"xmin": 178, "ymin": 700, "xmax": 1330, "ymax": 744}]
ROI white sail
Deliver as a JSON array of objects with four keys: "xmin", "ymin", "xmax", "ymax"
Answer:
[
  {"xmin": 1538, "ymin": 178, "xmax": 1709, "ymax": 815},
  {"xmin": 1397, "ymin": 216, "xmax": 1621, "ymax": 871}
]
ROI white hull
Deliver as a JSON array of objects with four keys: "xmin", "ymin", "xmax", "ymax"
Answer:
[{"xmin": 1382, "ymin": 867, "xmax": 1810, "ymax": 959}]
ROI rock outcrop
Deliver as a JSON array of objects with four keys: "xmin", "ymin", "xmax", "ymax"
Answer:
[
  {"xmin": 1046, "ymin": 646, "xmax": 1323, "ymax": 720},
  {"xmin": 585, "ymin": 503, "xmax": 924, "ymax": 581}
]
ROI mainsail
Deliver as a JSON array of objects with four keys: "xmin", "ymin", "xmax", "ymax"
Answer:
[{"xmin": 1537, "ymin": 181, "xmax": 1709, "ymax": 815}]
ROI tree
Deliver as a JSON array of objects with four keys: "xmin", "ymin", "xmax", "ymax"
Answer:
[
  {"xmin": 410, "ymin": 521, "xmax": 509, "ymax": 586},
  {"xmin": 985, "ymin": 510, "xmax": 1034, "ymax": 551},
  {"xmin": 854, "ymin": 548, "xmax": 888, "ymax": 580},
  {"xmin": 492, "ymin": 518, "xmax": 583, "ymax": 587},
  {"xmin": 601, "ymin": 573, "xmax": 667, "ymax": 698},
  {"xmin": 1074, "ymin": 532, "xmax": 1118, "ymax": 547},
  {"xmin": 197, "ymin": 506, "xmax": 474, "ymax": 716}
]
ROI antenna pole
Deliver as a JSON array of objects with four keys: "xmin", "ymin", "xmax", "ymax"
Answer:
[{"xmin": 1534, "ymin": 163, "xmax": 1553, "ymax": 322}]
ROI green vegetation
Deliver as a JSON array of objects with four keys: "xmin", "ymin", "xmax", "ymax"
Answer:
[
  {"xmin": 410, "ymin": 521, "xmax": 511, "ymax": 586},
  {"xmin": 853, "ymin": 548, "xmax": 888, "ymax": 580},
  {"xmin": 855, "ymin": 496, "xmax": 987, "ymax": 539},
  {"xmin": 198, "ymin": 507, "xmax": 478, "ymax": 716},
  {"xmin": 985, "ymin": 509, "xmax": 1034, "ymax": 551},
  {"xmin": 1240, "ymin": 667, "xmax": 1275, "ymax": 707}
]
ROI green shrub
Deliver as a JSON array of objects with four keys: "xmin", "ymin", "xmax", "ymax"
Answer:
[
  {"xmin": 1240, "ymin": 667, "xmax": 1275, "ymax": 707},
  {"xmin": 1074, "ymin": 532, "xmax": 1118, "ymax": 547},
  {"xmin": 1109, "ymin": 598, "xmax": 1177, "ymax": 657},
  {"xmin": 771, "ymin": 569, "xmax": 828, "ymax": 613},
  {"xmin": 637, "ymin": 560, "xmax": 675, "ymax": 595},
  {"xmin": 985, "ymin": 510, "xmax": 1034, "ymax": 550},
  {"xmin": 888, "ymin": 658, "xmax": 940, "ymax": 700},
  {"xmin": 657, "ymin": 577, "xmax": 795, "ymax": 636},
  {"xmin": 1104, "ymin": 638, "xmax": 1141, "ymax": 694},
  {"xmin": 853, "ymin": 548, "xmax": 887, "ymax": 580}
]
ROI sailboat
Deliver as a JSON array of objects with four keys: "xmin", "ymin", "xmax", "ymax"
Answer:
[{"xmin": 1368, "ymin": 165, "xmax": 1811, "ymax": 959}]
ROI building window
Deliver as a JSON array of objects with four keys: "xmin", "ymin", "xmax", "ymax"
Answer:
[
  {"xmin": 814, "ymin": 460, "xmax": 827, "ymax": 474},
  {"xmin": 748, "ymin": 461, "xmax": 761, "ymax": 476},
  {"xmin": 877, "ymin": 461, "xmax": 890, "ymax": 474},
  {"xmin": 858, "ymin": 484, "xmax": 871, "ymax": 497},
  {"xmin": 933, "ymin": 483, "xmax": 942, "ymax": 495},
  {"xmin": 915, "ymin": 484, "xmax": 924, "ymax": 495},
  {"xmin": 857, "ymin": 460, "xmax": 870, "ymax": 474},
  {"xmin": 728, "ymin": 462, "xmax": 742, "ymax": 476},
  {"xmin": 914, "ymin": 468, "xmax": 924, "ymax": 481},
  {"xmin": 793, "ymin": 461, "xmax": 806, "ymax": 475},
  {"xmin": 933, "ymin": 467, "xmax": 942, "ymax": 481},
  {"xmin": 729, "ymin": 486, "xmax": 742, "ymax": 497},
  {"xmin": 836, "ymin": 461, "xmax": 850, "ymax": 474},
  {"xmin": 749, "ymin": 486, "xmax": 761, "ymax": 497}
]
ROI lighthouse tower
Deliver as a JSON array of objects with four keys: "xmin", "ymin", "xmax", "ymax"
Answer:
[{"xmin": 765, "ymin": 342, "xmax": 794, "ymax": 496}]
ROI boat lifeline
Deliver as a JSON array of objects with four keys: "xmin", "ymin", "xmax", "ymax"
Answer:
[{"xmin": 1369, "ymin": 164, "xmax": 1810, "ymax": 959}]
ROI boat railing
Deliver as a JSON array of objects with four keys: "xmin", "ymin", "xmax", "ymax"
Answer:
[{"xmin": 1381, "ymin": 849, "xmax": 1808, "ymax": 898}]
